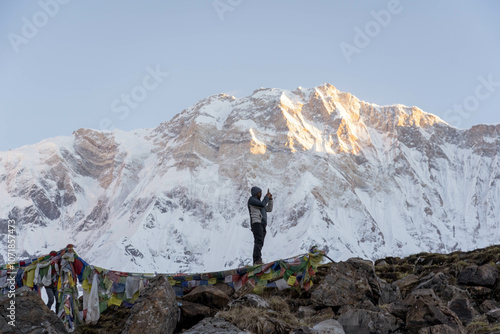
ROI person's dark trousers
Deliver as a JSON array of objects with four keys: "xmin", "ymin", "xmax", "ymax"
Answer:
[
  {"xmin": 251, "ymin": 223, "xmax": 267, "ymax": 264},
  {"xmin": 46, "ymin": 286, "xmax": 59, "ymax": 312}
]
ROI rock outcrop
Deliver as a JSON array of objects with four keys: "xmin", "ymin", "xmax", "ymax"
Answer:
[
  {"xmin": 182, "ymin": 285, "xmax": 231, "ymax": 310},
  {"xmin": 457, "ymin": 264, "xmax": 499, "ymax": 287},
  {"xmin": 311, "ymin": 257, "xmax": 390, "ymax": 308},
  {"xmin": 5, "ymin": 245, "xmax": 500, "ymax": 333},
  {"xmin": 0, "ymin": 286, "xmax": 67, "ymax": 334},
  {"xmin": 122, "ymin": 275, "xmax": 178, "ymax": 334},
  {"xmin": 182, "ymin": 317, "xmax": 250, "ymax": 334}
]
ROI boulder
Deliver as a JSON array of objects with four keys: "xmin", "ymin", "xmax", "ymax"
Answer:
[
  {"xmin": 315, "ymin": 307, "xmax": 335, "ymax": 318},
  {"xmin": 229, "ymin": 293, "xmax": 270, "ymax": 309},
  {"xmin": 414, "ymin": 272, "xmax": 468, "ymax": 302},
  {"xmin": 296, "ymin": 306, "xmax": 316, "ymax": 319},
  {"xmin": 353, "ymin": 299, "xmax": 379, "ymax": 312},
  {"xmin": 311, "ymin": 319, "xmax": 345, "ymax": 334},
  {"xmin": 183, "ymin": 285, "xmax": 231, "ymax": 310},
  {"xmin": 480, "ymin": 299, "xmax": 500, "ymax": 314},
  {"xmin": 214, "ymin": 282, "xmax": 235, "ymax": 297},
  {"xmin": 447, "ymin": 298, "xmax": 478, "ymax": 325},
  {"xmin": 306, "ymin": 307, "xmax": 336, "ymax": 326},
  {"xmin": 380, "ymin": 281, "xmax": 401, "ymax": 304},
  {"xmin": 337, "ymin": 304, "xmax": 354, "ymax": 316},
  {"xmin": 311, "ymin": 258, "xmax": 384, "ymax": 308},
  {"xmin": 0, "ymin": 286, "xmax": 67, "ymax": 334},
  {"xmin": 492, "ymin": 281, "xmax": 500, "ymax": 302},
  {"xmin": 393, "ymin": 274, "xmax": 420, "ymax": 299},
  {"xmin": 417, "ymin": 324, "xmax": 459, "ymax": 334},
  {"xmin": 122, "ymin": 275, "xmax": 178, "ymax": 334},
  {"xmin": 337, "ymin": 308, "xmax": 402, "ymax": 334},
  {"xmin": 77, "ymin": 304, "xmax": 131, "ymax": 334},
  {"xmin": 404, "ymin": 289, "xmax": 464, "ymax": 334},
  {"xmin": 218, "ymin": 306, "xmax": 293, "ymax": 334},
  {"xmin": 385, "ymin": 301, "xmax": 408, "ymax": 320},
  {"xmin": 458, "ymin": 264, "xmax": 498, "ymax": 287},
  {"xmin": 467, "ymin": 286, "xmax": 492, "ymax": 300},
  {"xmin": 178, "ymin": 300, "xmax": 213, "ymax": 330},
  {"xmin": 486, "ymin": 308, "xmax": 500, "ymax": 323},
  {"xmin": 183, "ymin": 317, "xmax": 250, "ymax": 333}
]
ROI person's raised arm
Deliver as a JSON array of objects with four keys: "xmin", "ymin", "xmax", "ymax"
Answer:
[
  {"xmin": 249, "ymin": 194, "xmax": 269, "ymax": 208},
  {"xmin": 266, "ymin": 189, "xmax": 273, "ymax": 212}
]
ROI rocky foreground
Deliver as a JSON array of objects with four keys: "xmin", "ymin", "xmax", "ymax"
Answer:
[{"xmin": 2, "ymin": 245, "xmax": 500, "ymax": 333}]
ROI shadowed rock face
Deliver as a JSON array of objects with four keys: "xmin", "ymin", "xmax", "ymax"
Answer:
[
  {"xmin": 183, "ymin": 285, "xmax": 231, "ymax": 310},
  {"xmin": 404, "ymin": 289, "xmax": 464, "ymax": 334},
  {"xmin": 338, "ymin": 308, "xmax": 402, "ymax": 334},
  {"xmin": 1, "ymin": 84, "xmax": 500, "ymax": 273},
  {"xmin": 182, "ymin": 317, "xmax": 249, "ymax": 334},
  {"xmin": 458, "ymin": 264, "xmax": 499, "ymax": 287},
  {"xmin": 122, "ymin": 275, "xmax": 178, "ymax": 334},
  {"xmin": 29, "ymin": 184, "xmax": 61, "ymax": 220},
  {"xmin": 0, "ymin": 286, "xmax": 67, "ymax": 334},
  {"xmin": 72, "ymin": 129, "xmax": 118, "ymax": 187},
  {"xmin": 311, "ymin": 257, "xmax": 395, "ymax": 308}
]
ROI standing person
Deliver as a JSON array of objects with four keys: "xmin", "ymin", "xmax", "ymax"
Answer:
[
  {"xmin": 46, "ymin": 251, "xmax": 60, "ymax": 312},
  {"xmin": 248, "ymin": 186, "xmax": 273, "ymax": 265}
]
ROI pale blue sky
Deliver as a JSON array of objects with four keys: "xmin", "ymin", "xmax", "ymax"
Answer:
[{"xmin": 1, "ymin": 1, "xmax": 499, "ymax": 150}]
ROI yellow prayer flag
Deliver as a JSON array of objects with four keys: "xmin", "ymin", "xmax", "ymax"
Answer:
[
  {"xmin": 82, "ymin": 279, "xmax": 91, "ymax": 292},
  {"xmin": 253, "ymin": 286, "xmax": 264, "ymax": 295},
  {"xmin": 26, "ymin": 269, "xmax": 35, "ymax": 288},
  {"xmin": 107, "ymin": 295, "xmax": 123, "ymax": 306},
  {"xmin": 208, "ymin": 278, "xmax": 217, "ymax": 285},
  {"xmin": 131, "ymin": 291, "xmax": 140, "ymax": 303},
  {"xmin": 287, "ymin": 275, "xmax": 297, "ymax": 286},
  {"xmin": 68, "ymin": 274, "xmax": 75, "ymax": 287},
  {"xmin": 260, "ymin": 272, "xmax": 272, "ymax": 281},
  {"xmin": 256, "ymin": 279, "xmax": 267, "ymax": 287}
]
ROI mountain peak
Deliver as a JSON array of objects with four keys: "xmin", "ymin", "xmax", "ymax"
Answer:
[{"xmin": 1, "ymin": 84, "xmax": 498, "ymax": 273}]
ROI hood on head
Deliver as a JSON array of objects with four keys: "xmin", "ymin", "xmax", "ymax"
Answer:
[{"xmin": 251, "ymin": 186, "xmax": 262, "ymax": 196}]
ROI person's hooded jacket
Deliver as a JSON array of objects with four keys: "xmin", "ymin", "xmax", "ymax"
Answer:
[{"xmin": 248, "ymin": 187, "xmax": 273, "ymax": 225}]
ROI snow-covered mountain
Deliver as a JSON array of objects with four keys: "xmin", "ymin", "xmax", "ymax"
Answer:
[{"xmin": 1, "ymin": 84, "xmax": 499, "ymax": 273}]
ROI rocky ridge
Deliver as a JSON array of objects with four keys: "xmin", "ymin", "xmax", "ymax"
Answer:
[{"xmin": 5, "ymin": 245, "xmax": 499, "ymax": 333}]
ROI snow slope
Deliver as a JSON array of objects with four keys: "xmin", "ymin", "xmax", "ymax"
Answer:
[{"xmin": 1, "ymin": 83, "xmax": 499, "ymax": 272}]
